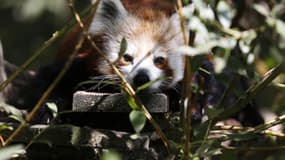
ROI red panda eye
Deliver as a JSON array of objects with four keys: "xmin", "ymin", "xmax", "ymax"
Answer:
[
  {"xmin": 154, "ymin": 56, "xmax": 166, "ymax": 65},
  {"xmin": 123, "ymin": 54, "xmax": 133, "ymax": 63}
]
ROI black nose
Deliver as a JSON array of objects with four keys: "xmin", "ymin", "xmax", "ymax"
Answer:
[{"xmin": 133, "ymin": 69, "xmax": 150, "ymax": 88}]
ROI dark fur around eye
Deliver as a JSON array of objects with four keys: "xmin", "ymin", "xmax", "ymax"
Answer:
[
  {"xmin": 154, "ymin": 56, "xmax": 166, "ymax": 65},
  {"xmin": 123, "ymin": 54, "xmax": 133, "ymax": 62}
]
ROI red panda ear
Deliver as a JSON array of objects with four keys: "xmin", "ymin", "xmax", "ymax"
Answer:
[{"xmin": 89, "ymin": 0, "xmax": 128, "ymax": 34}]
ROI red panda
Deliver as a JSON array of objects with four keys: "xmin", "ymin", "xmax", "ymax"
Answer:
[
  {"xmin": 58, "ymin": 0, "xmax": 185, "ymax": 93},
  {"xmin": 1, "ymin": 0, "xmax": 185, "ymax": 114}
]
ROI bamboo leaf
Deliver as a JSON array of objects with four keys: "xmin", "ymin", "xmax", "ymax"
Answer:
[
  {"xmin": 126, "ymin": 96, "xmax": 139, "ymax": 110},
  {"xmin": 136, "ymin": 77, "xmax": 165, "ymax": 92},
  {"xmin": 46, "ymin": 102, "xmax": 58, "ymax": 118},
  {"xmin": 129, "ymin": 110, "xmax": 146, "ymax": 133},
  {"xmin": 276, "ymin": 19, "xmax": 285, "ymax": 39},
  {"xmin": 253, "ymin": 4, "xmax": 270, "ymax": 17},
  {"xmin": 118, "ymin": 37, "xmax": 128, "ymax": 58}
]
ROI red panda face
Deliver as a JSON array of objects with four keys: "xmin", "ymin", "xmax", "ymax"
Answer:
[{"xmin": 89, "ymin": 0, "xmax": 184, "ymax": 92}]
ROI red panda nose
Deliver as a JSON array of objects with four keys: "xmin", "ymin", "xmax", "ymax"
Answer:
[{"xmin": 133, "ymin": 69, "xmax": 150, "ymax": 88}]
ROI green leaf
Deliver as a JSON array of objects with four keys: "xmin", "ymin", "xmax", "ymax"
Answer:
[
  {"xmin": 136, "ymin": 77, "xmax": 166, "ymax": 92},
  {"xmin": 71, "ymin": 126, "xmax": 81, "ymax": 145},
  {"xmin": 271, "ymin": 82, "xmax": 285, "ymax": 88},
  {"xmin": 276, "ymin": 19, "xmax": 285, "ymax": 39},
  {"xmin": 253, "ymin": 4, "xmax": 270, "ymax": 17},
  {"xmin": 118, "ymin": 37, "xmax": 127, "ymax": 58},
  {"xmin": 129, "ymin": 110, "xmax": 146, "ymax": 133},
  {"xmin": 101, "ymin": 150, "xmax": 121, "ymax": 160},
  {"xmin": 193, "ymin": 0, "xmax": 215, "ymax": 20},
  {"xmin": 127, "ymin": 96, "xmax": 138, "ymax": 110},
  {"xmin": 0, "ymin": 124, "xmax": 13, "ymax": 132},
  {"xmin": 0, "ymin": 145, "xmax": 25, "ymax": 160}
]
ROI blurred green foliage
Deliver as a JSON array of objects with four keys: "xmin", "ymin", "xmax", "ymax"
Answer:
[{"xmin": 0, "ymin": 0, "xmax": 90, "ymax": 66}]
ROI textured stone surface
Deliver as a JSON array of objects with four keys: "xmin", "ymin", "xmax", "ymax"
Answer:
[
  {"xmin": 72, "ymin": 91, "xmax": 169, "ymax": 113},
  {"xmin": 27, "ymin": 125, "xmax": 165, "ymax": 160}
]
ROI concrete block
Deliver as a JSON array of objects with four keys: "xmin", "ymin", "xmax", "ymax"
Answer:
[{"xmin": 72, "ymin": 91, "xmax": 168, "ymax": 113}]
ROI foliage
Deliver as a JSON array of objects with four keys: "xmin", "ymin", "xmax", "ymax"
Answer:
[{"xmin": 0, "ymin": 0, "xmax": 285, "ymax": 160}]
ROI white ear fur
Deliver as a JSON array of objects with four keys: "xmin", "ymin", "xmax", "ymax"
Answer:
[{"xmin": 89, "ymin": 0, "xmax": 128, "ymax": 34}]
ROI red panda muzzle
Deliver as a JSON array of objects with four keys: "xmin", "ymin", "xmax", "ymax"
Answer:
[{"xmin": 133, "ymin": 69, "xmax": 151, "ymax": 89}]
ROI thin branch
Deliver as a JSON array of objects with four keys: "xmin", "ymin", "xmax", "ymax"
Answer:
[
  {"xmin": 2, "ymin": 3, "xmax": 96, "ymax": 146},
  {"xmin": 3, "ymin": 29, "xmax": 87, "ymax": 147},
  {"xmin": 253, "ymin": 114, "xmax": 285, "ymax": 133},
  {"xmin": 213, "ymin": 124, "xmax": 285, "ymax": 137},
  {"xmin": 214, "ymin": 61, "xmax": 285, "ymax": 121},
  {"xmin": 0, "ymin": 32, "xmax": 59, "ymax": 92},
  {"xmin": 175, "ymin": 0, "xmax": 194, "ymax": 159},
  {"xmin": 222, "ymin": 145, "xmax": 285, "ymax": 151}
]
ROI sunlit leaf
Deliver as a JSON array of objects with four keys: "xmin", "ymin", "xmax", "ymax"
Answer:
[
  {"xmin": 213, "ymin": 56, "xmax": 227, "ymax": 73},
  {"xmin": 276, "ymin": 19, "xmax": 285, "ymax": 39},
  {"xmin": 217, "ymin": 1, "xmax": 234, "ymax": 28},
  {"xmin": 246, "ymin": 53, "xmax": 255, "ymax": 64},
  {"xmin": 178, "ymin": 44, "xmax": 214, "ymax": 57},
  {"xmin": 266, "ymin": 16, "xmax": 276, "ymax": 27},
  {"xmin": 188, "ymin": 16, "xmax": 209, "ymax": 42},
  {"xmin": 239, "ymin": 30, "xmax": 257, "ymax": 54},
  {"xmin": 271, "ymin": 82, "xmax": 285, "ymax": 88},
  {"xmin": 46, "ymin": 102, "xmax": 58, "ymax": 118},
  {"xmin": 0, "ymin": 124, "xmax": 13, "ymax": 132},
  {"xmin": 129, "ymin": 110, "xmax": 146, "ymax": 133},
  {"xmin": 101, "ymin": 150, "xmax": 121, "ymax": 160},
  {"xmin": 253, "ymin": 4, "xmax": 270, "ymax": 17},
  {"xmin": 215, "ymin": 37, "xmax": 237, "ymax": 49},
  {"xmin": 71, "ymin": 126, "xmax": 80, "ymax": 145},
  {"xmin": 271, "ymin": 4, "xmax": 284, "ymax": 17},
  {"xmin": 179, "ymin": 36, "xmax": 236, "ymax": 57},
  {"xmin": 0, "ymin": 145, "xmax": 25, "ymax": 160},
  {"xmin": 193, "ymin": 0, "xmax": 215, "ymax": 20}
]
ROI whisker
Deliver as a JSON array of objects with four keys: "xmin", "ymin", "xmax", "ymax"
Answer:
[{"xmin": 79, "ymin": 74, "xmax": 122, "ymax": 92}]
